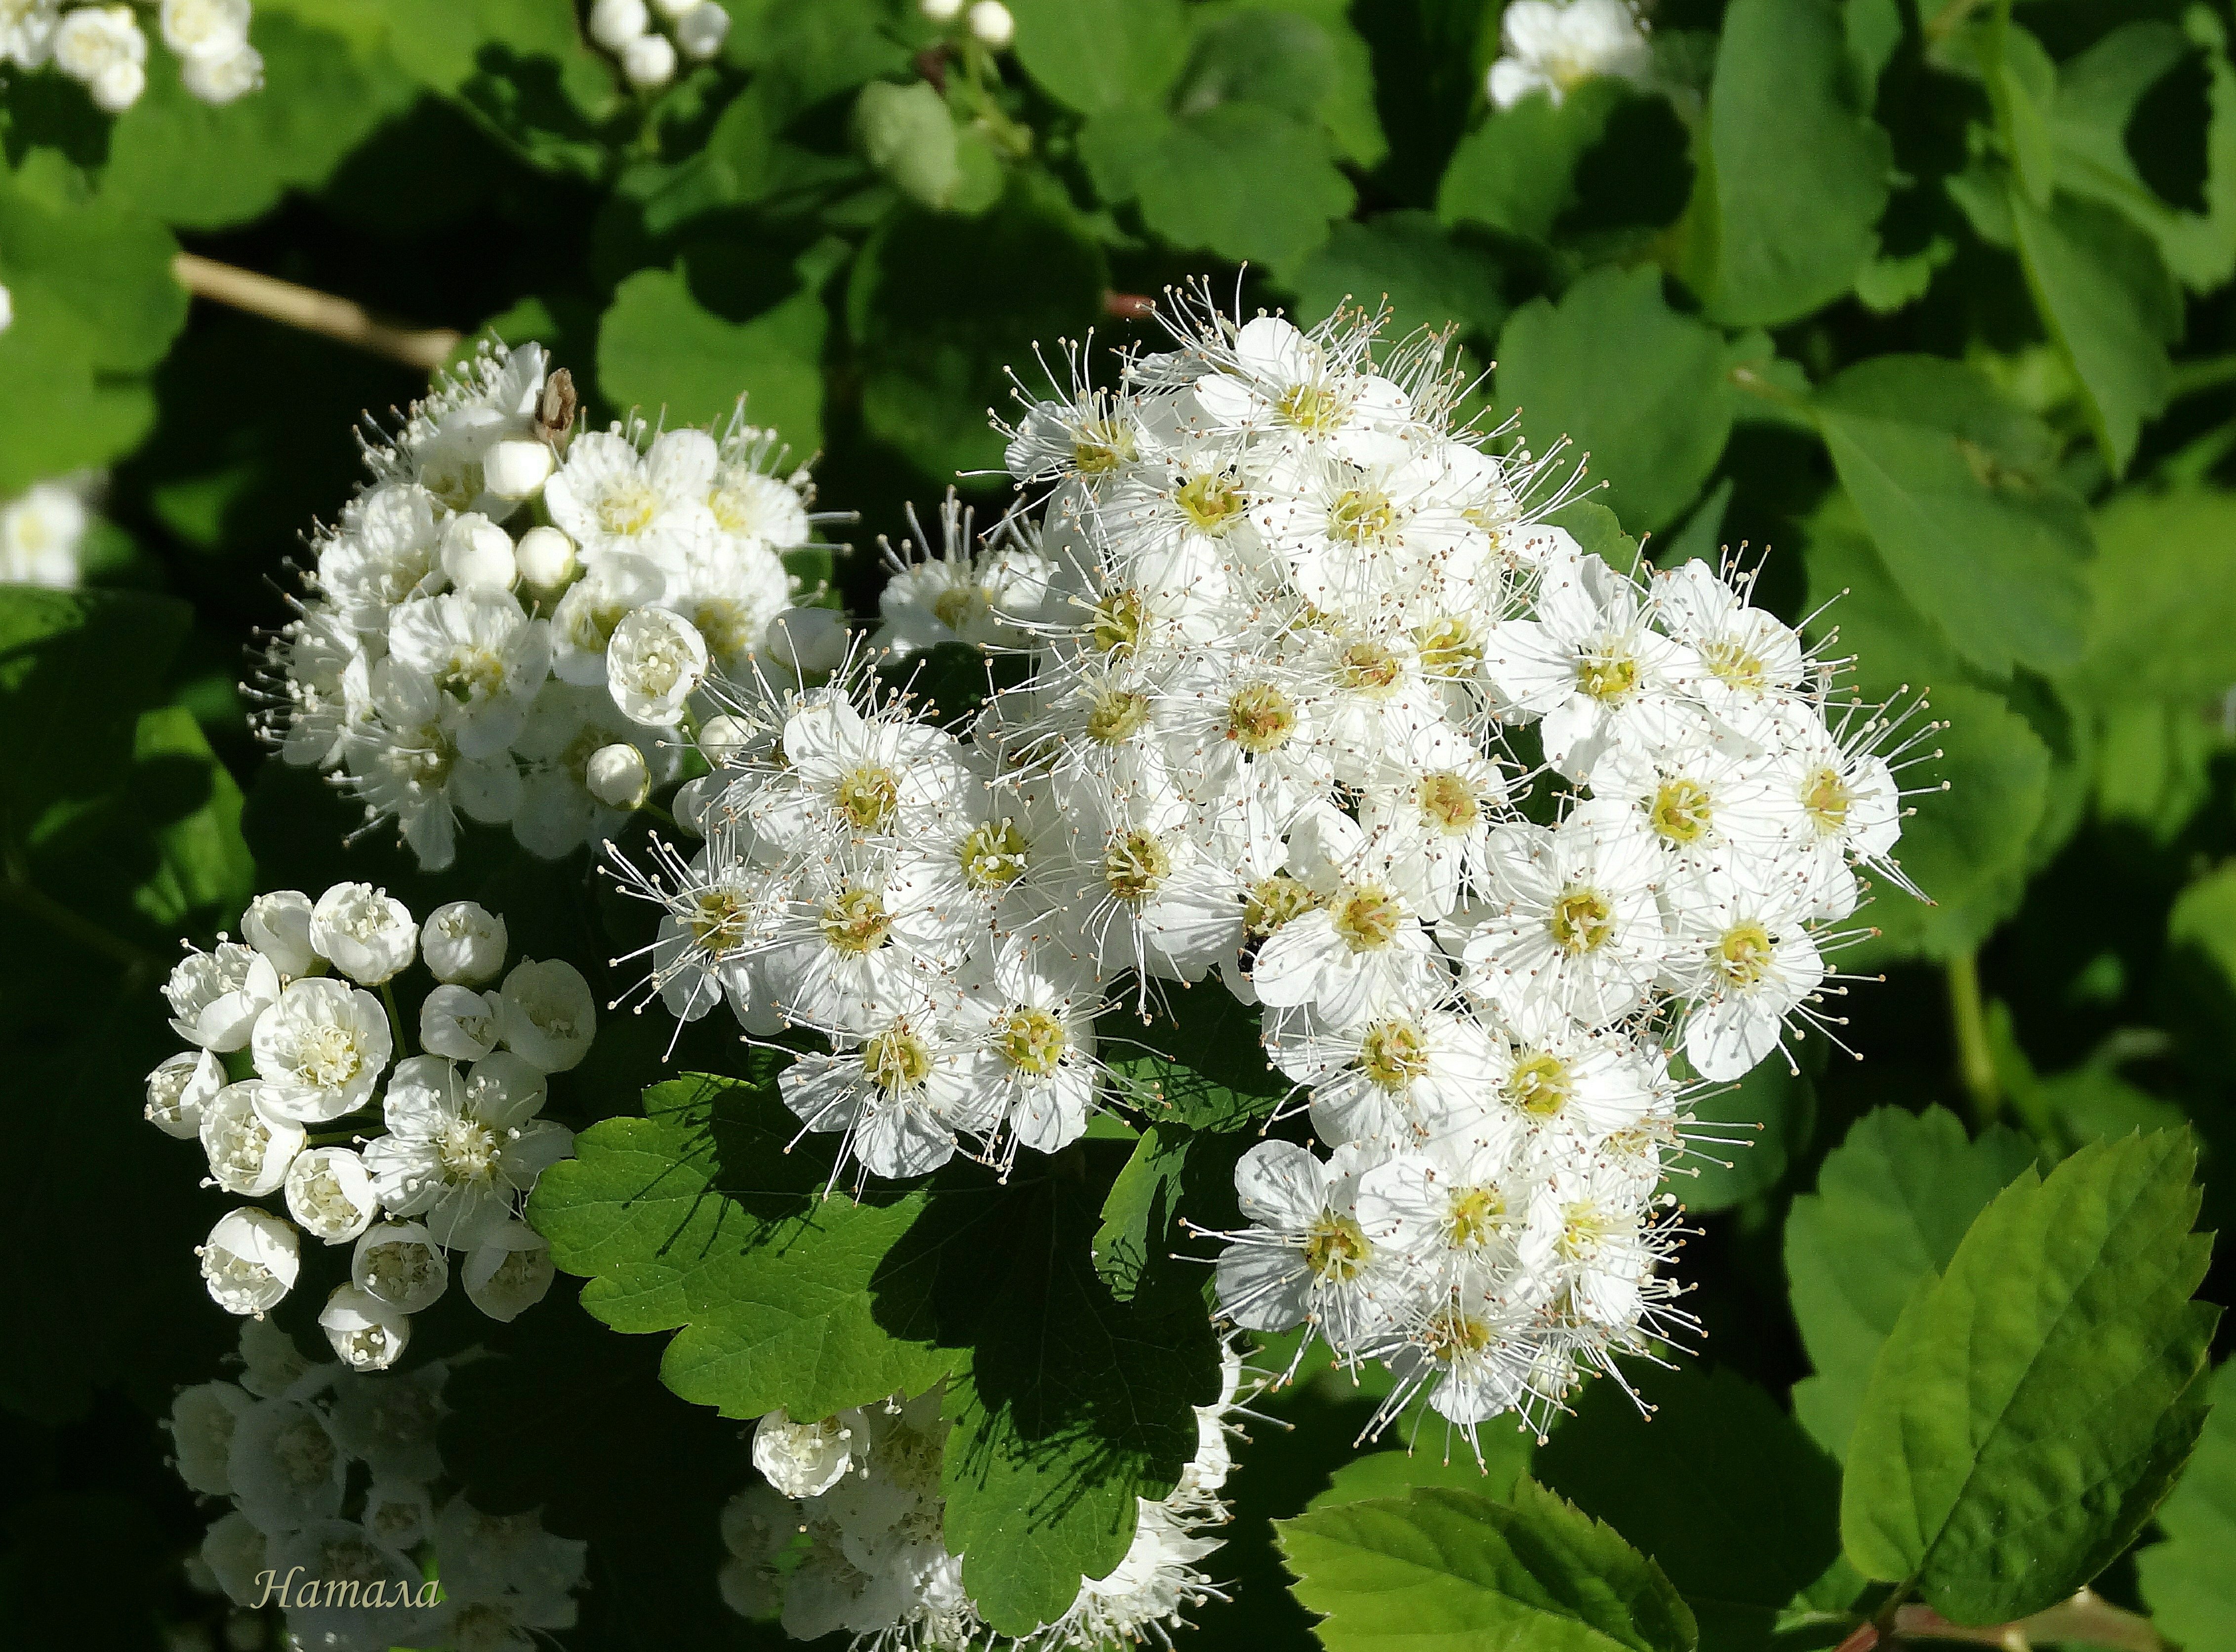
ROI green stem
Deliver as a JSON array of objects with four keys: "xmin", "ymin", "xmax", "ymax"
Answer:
[
  {"xmin": 1947, "ymin": 950, "xmax": 2001, "ymax": 1124},
  {"xmin": 381, "ymin": 979, "xmax": 414, "ymax": 1058},
  {"xmin": 2168, "ymin": 353, "xmax": 2236, "ymax": 400}
]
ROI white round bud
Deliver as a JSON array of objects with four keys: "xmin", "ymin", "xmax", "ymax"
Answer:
[
  {"xmin": 622, "ymin": 30, "xmax": 677, "ymax": 87},
  {"xmin": 967, "ymin": 0, "xmax": 1014, "ymax": 49},
  {"xmin": 482, "ymin": 436, "xmax": 555, "ymax": 501},
  {"xmin": 200, "ymin": 1208, "xmax": 300, "ymax": 1316},
  {"xmin": 607, "ymin": 605, "xmax": 709, "ymax": 725},
  {"xmin": 421, "ymin": 900, "xmax": 509, "ymax": 985},
  {"xmin": 91, "ymin": 58, "xmax": 148, "ymax": 112},
  {"xmin": 588, "ymin": 0, "xmax": 649, "ymax": 49},
  {"xmin": 352, "ymin": 1221, "xmax": 449, "ymax": 1314},
  {"xmin": 319, "ymin": 1283, "xmax": 411, "ymax": 1371},
  {"xmin": 308, "ymin": 882, "xmax": 418, "ymax": 985},
  {"xmin": 440, "ymin": 512, "xmax": 518, "ymax": 593},
  {"xmin": 766, "ymin": 605, "xmax": 848, "ymax": 676},
  {"xmin": 242, "ymin": 888, "xmax": 321, "ymax": 978},
  {"xmin": 698, "ymin": 713, "xmax": 755, "ymax": 766},
  {"xmin": 586, "ymin": 742, "xmax": 651, "ymax": 811},
  {"xmin": 419, "ymin": 982, "xmax": 500, "ymax": 1059},
  {"xmin": 675, "ymin": 0, "xmax": 731, "ymax": 59},
  {"xmin": 514, "ymin": 524, "xmax": 579, "ymax": 593},
  {"xmin": 921, "ymin": 0, "xmax": 964, "ymax": 20}
]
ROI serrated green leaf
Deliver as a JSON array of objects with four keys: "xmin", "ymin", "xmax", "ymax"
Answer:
[
  {"xmin": 1436, "ymin": 78, "xmax": 1632, "ymax": 246},
  {"xmin": 2069, "ymin": 487, "xmax": 2236, "ymax": 709},
  {"xmin": 2008, "ymin": 188, "xmax": 2180, "ymax": 476},
  {"xmin": 1785, "ymin": 1106, "xmax": 2036, "ymax": 1459},
  {"xmin": 1102, "ymin": 987, "xmax": 1286, "ymax": 1131},
  {"xmin": 1008, "ymin": 0, "xmax": 1190, "ymax": 115},
  {"xmin": 1538, "ymin": 1366, "xmax": 1842, "ymax": 1652},
  {"xmin": 2169, "ymin": 862, "xmax": 2236, "ymax": 1010},
  {"xmin": 937, "ymin": 1174, "xmax": 1218, "ymax": 1634},
  {"xmin": 1498, "ymin": 266, "xmax": 1732, "ymax": 535},
  {"xmin": 1196, "ymin": 0, "xmax": 1387, "ymax": 169},
  {"xmin": 1281, "ymin": 211, "xmax": 1505, "ymax": 345},
  {"xmin": 529, "ymin": 1072, "xmax": 956, "ymax": 1421},
  {"xmin": 1311, "ymin": 1434, "xmax": 1537, "ymax": 1512},
  {"xmin": 2136, "ymin": 1359, "xmax": 2236, "ymax": 1649},
  {"xmin": 1279, "ymin": 1482, "xmax": 1699, "ymax": 1652},
  {"xmin": 1840, "ymin": 1131, "xmax": 2217, "ymax": 1622},
  {"xmin": 1685, "ymin": 0, "xmax": 1891, "ymax": 326},
  {"xmin": 1080, "ymin": 100, "xmax": 1354, "ymax": 270},
  {"xmin": 123, "ymin": 707, "xmax": 254, "ymax": 934},
  {"xmin": 1812, "ymin": 354, "xmax": 2092, "ymax": 678},
  {"xmin": 596, "ymin": 262, "xmax": 826, "ymax": 450},
  {"xmin": 854, "ymin": 79, "xmax": 962, "ymax": 210},
  {"xmin": 1092, "ymin": 1120, "xmax": 1191, "ymax": 1301}
]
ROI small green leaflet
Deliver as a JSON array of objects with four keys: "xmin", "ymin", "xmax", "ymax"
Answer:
[{"xmin": 2137, "ymin": 1359, "xmax": 2236, "ymax": 1650}]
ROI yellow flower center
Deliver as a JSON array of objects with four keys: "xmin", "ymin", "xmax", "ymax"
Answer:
[
  {"xmin": 1548, "ymin": 886, "xmax": 1614, "ymax": 955},
  {"xmin": 818, "ymin": 887, "xmax": 892, "ymax": 956},
  {"xmin": 1327, "ymin": 486, "xmax": 1396, "ymax": 547},
  {"xmin": 1444, "ymin": 1185, "xmax": 1506, "ymax": 1249},
  {"xmin": 596, "ymin": 482, "xmax": 658, "ymax": 538},
  {"xmin": 863, "ymin": 1028, "xmax": 931, "ymax": 1093},
  {"xmin": 835, "ymin": 764, "xmax": 901, "ymax": 831},
  {"xmin": 933, "ymin": 584, "xmax": 990, "ymax": 633},
  {"xmin": 1277, "ymin": 381, "xmax": 1347, "ymax": 435},
  {"xmin": 997, "ymin": 1007, "xmax": 1067, "ymax": 1077},
  {"xmin": 1716, "ymin": 920, "xmax": 1775, "ymax": 988},
  {"xmin": 1303, "ymin": 1212, "xmax": 1371, "ymax": 1281},
  {"xmin": 1558, "ymin": 1201, "xmax": 1611, "ymax": 1260},
  {"xmin": 1650, "ymin": 777, "xmax": 1714, "ymax": 845},
  {"xmin": 957, "ymin": 819, "xmax": 1030, "ymax": 889},
  {"xmin": 1085, "ymin": 687, "xmax": 1150, "ymax": 745},
  {"xmin": 1423, "ymin": 1305, "xmax": 1493, "ymax": 1361},
  {"xmin": 1102, "ymin": 829, "xmax": 1171, "ymax": 905},
  {"xmin": 1225, "ymin": 683, "xmax": 1297, "ymax": 753},
  {"xmin": 1072, "ymin": 415, "xmax": 1138, "ymax": 476},
  {"xmin": 1244, "ymin": 872, "xmax": 1319, "ymax": 935},
  {"xmin": 1802, "ymin": 766, "xmax": 1853, "ymax": 833},
  {"xmin": 436, "ymin": 646, "xmax": 506, "ymax": 706},
  {"xmin": 1334, "ymin": 641, "xmax": 1403, "ymax": 696},
  {"xmin": 1506, "ymin": 1050, "xmax": 1573, "ymax": 1117},
  {"xmin": 1333, "ymin": 884, "xmax": 1404, "ymax": 952},
  {"xmin": 1702, "ymin": 638, "xmax": 1767, "ymax": 691},
  {"xmin": 1415, "ymin": 770, "xmax": 1483, "ymax": 836},
  {"xmin": 1576, "ymin": 645, "xmax": 1638, "ymax": 701},
  {"xmin": 1359, "ymin": 1019, "xmax": 1428, "ymax": 1090},
  {"xmin": 1413, "ymin": 616, "xmax": 1480, "ymax": 678},
  {"xmin": 1090, "ymin": 590, "xmax": 1147, "ymax": 657},
  {"xmin": 1176, "ymin": 470, "xmax": 1244, "ymax": 534},
  {"xmin": 689, "ymin": 887, "xmax": 752, "ymax": 949}
]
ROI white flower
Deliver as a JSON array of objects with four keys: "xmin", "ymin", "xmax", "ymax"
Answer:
[
  {"xmin": 319, "ymin": 1283, "xmax": 412, "ymax": 1371},
  {"xmin": 228, "ymin": 1398, "xmax": 347, "ymax": 1533},
  {"xmin": 461, "ymin": 1219, "xmax": 555, "ymax": 1321},
  {"xmin": 179, "ymin": 39, "xmax": 261, "ymax": 103},
  {"xmin": 952, "ymin": 940, "xmax": 1104, "ymax": 1159},
  {"xmin": 585, "ymin": 740, "xmax": 650, "ymax": 810},
  {"xmin": 778, "ymin": 1009, "xmax": 980, "ymax": 1178},
  {"xmin": 622, "ymin": 29, "xmax": 676, "ymax": 86},
  {"xmin": 544, "ymin": 426, "xmax": 718, "ymax": 569},
  {"xmin": 421, "ymin": 982, "xmax": 501, "ymax": 1059},
  {"xmin": 164, "ymin": 941, "xmax": 281, "ymax": 1051},
  {"xmin": 753, "ymin": 1409, "xmax": 862, "ymax": 1499},
  {"xmin": 200, "ymin": 1083, "xmax": 307, "ymax": 1196},
  {"xmin": 550, "ymin": 551, "xmax": 669, "ymax": 685},
  {"xmin": 199, "ymin": 1208, "xmax": 300, "ymax": 1316},
  {"xmin": 167, "ymin": 1380, "xmax": 253, "ymax": 1495},
  {"xmin": 53, "ymin": 5, "xmax": 145, "ymax": 111},
  {"xmin": 588, "ymin": 0, "xmax": 647, "ymax": 49},
  {"xmin": 363, "ymin": 1052, "xmax": 572, "ymax": 1245},
  {"xmin": 236, "ymin": 1316, "xmax": 318, "ymax": 1398},
  {"xmin": 365, "ymin": 1480, "xmax": 436, "ymax": 1551},
  {"xmin": 1663, "ymin": 866, "xmax": 1827, "ymax": 1081},
  {"xmin": 285, "ymin": 1146, "xmax": 381, "ymax": 1243},
  {"xmin": 1212, "ymin": 1139, "xmax": 1403, "ymax": 1355},
  {"xmin": 0, "ymin": 482, "xmax": 88, "ymax": 587},
  {"xmin": 351, "ymin": 1219, "xmax": 450, "ymax": 1313},
  {"xmin": 422, "ymin": 900, "xmax": 508, "ymax": 985},
  {"xmin": 1268, "ymin": 1001, "xmax": 1499, "ymax": 1150},
  {"xmin": 1486, "ymin": 0, "xmax": 1652, "ymax": 110},
  {"xmin": 387, "ymin": 587, "xmax": 551, "ymax": 757},
  {"xmin": 241, "ymin": 888, "xmax": 320, "ymax": 978},
  {"xmin": 159, "ymin": 0, "xmax": 247, "ymax": 60},
  {"xmin": 496, "ymin": 958, "xmax": 598, "ymax": 1072},
  {"xmin": 309, "ymin": 883, "xmax": 419, "ymax": 986},
  {"xmin": 0, "ymin": 0, "xmax": 60, "ymax": 72},
  {"xmin": 967, "ymin": 0, "xmax": 1013, "ymax": 50},
  {"xmin": 146, "ymin": 1048, "xmax": 225, "ymax": 1139},
  {"xmin": 1767, "ymin": 701, "xmax": 1907, "ymax": 921},
  {"xmin": 250, "ymin": 976, "xmax": 393, "ymax": 1122},
  {"xmin": 606, "ymin": 605, "xmax": 709, "ymax": 725}
]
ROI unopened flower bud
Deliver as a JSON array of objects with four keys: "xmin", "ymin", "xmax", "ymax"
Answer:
[
  {"xmin": 588, "ymin": 0, "xmax": 648, "ymax": 49},
  {"xmin": 482, "ymin": 437, "xmax": 555, "ymax": 501},
  {"xmin": 441, "ymin": 513, "xmax": 518, "ymax": 593},
  {"xmin": 586, "ymin": 742, "xmax": 652, "ymax": 810},
  {"xmin": 623, "ymin": 30, "xmax": 677, "ymax": 87},
  {"xmin": 766, "ymin": 605, "xmax": 848, "ymax": 676},
  {"xmin": 421, "ymin": 900, "xmax": 508, "ymax": 985},
  {"xmin": 242, "ymin": 888, "xmax": 320, "ymax": 978},
  {"xmin": 515, "ymin": 525, "xmax": 578, "ymax": 594},
  {"xmin": 921, "ymin": 0, "xmax": 963, "ymax": 20},
  {"xmin": 675, "ymin": 0, "xmax": 730, "ymax": 59},
  {"xmin": 320, "ymin": 1283, "xmax": 410, "ymax": 1371},
  {"xmin": 968, "ymin": 0, "xmax": 1013, "ymax": 49},
  {"xmin": 698, "ymin": 713, "xmax": 755, "ymax": 766}
]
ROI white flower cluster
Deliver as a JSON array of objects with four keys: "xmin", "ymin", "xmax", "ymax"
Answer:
[
  {"xmin": 170, "ymin": 1320, "xmax": 586, "ymax": 1652},
  {"xmin": 0, "ymin": 478, "xmax": 91, "ymax": 588},
  {"xmin": 586, "ymin": 0, "xmax": 729, "ymax": 91},
  {"xmin": 723, "ymin": 1349, "xmax": 1244, "ymax": 1651},
  {"xmin": 253, "ymin": 340, "xmax": 840, "ymax": 871},
  {"xmin": 980, "ymin": 297, "xmax": 1924, "ymax": 1447},
  {"xmin": 919, "ymin": 0, "xmax": 1016, "ymax": 53},
  {"xmin": 0, "ymin": 0, "xmax": 262, "ymax": 113},
  {"xmin": 150, "ymin": 884, "xmax": 593, "ymax": 1364},
  {"xmin": 1486, "ymin": 0, "xmax": 1651, "ymax": 111}
]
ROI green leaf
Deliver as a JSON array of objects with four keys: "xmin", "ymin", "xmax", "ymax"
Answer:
[
  {"xmin": 596, "ymin": 261, "xmax": 827, "ymax": 451},
  {"xmin": 528, "ymin": 1072, "xmax": 956, "ymax": 1421},
  {"xmin": 1436, "ymin": 78, "xmax": 1631, "ymax": 246},
  {"xmin": 1092, "ymin": 1120, "xmax": 1191, "ymax": 1301},
  {"xmin": 2069, "ymin": 486, "xmax": 2236, "ymax": 709},
  {"xmin": 1678, "ymin": 1054, "xmax": 1814, "ymax": 1214},
  {"xmin": 1008, "ymin": 0, "xmax": 1191, "ymax": 114},
  {"xmin": 1980, "ymin": 14, "xmax": 2058, "ymax": 209},
  {"xmin": 1811, "ymin": 354, "xmax": 2093, "ymax": 678},
  {"xmin": 122, "ymin": 707, "xmax": 254, "ymax": 935},
  {"xmin": 1102, "ymin": 987, "xmax": 1287, "ymax": 1131},
  {"xmin": 1279, "ymin": 1482, "xmax": 1699, "ymax": 1652},
  {"xmin": 2169, "ymin": 862, "xmax": 2236, "ymax": 1008},
  {"xmin": 1545, "ymin": 498, "xmax": 1643, "ymax": 567},
  {"xmin": 382, "ymin": 0, "xmax": 624, "ymax": 176},
  {"xmin": 1282, "ymin": 212, "xmax": 1506, "ymax": 344},
  {"xmin": 1080, "ymin": 101, "xmax": 1355, "ymax": 270},
  {"xmin": 1191, "ymin": 0, "xmax": 1388, "ymax": 169},
  {"xmin": 848, "ymin": 185, "xmax": 1105, "ymax": 483},
  {"xmin": 854, "ymin": 80, "xmax": 962, "ymax": 210},
  {"xmin": 1840, "ymin": 1131, "xmax": 2217, "ymax": 1622},
  {"xmin": 1685, "ymin": 0, "xmax": 1892, "ymax": 326},
  {"xmin": 1785, "ymin": 1106, "xmax": 2036, "ymax": 1459},
  {"xmin": 2089, "ymin": 700, "xmax": 2219, "ymax": 843},
  {"xmin": 1312, "ymin": 1435, "xmax": 1537, "ymax": 1512},
  {"xmin": 2136, "ymin": 1359, "xmax": 2236, "ymax": 1649},
  {"xmin": 1537, "ymin": 1366, "xmax": 1843, "ymax": 1652},
  {"xmin": 2008, "ymin": 188, "xmax": 2180, "ymax": 476},
  {"xmin": 937, "ymin": 1174, "xmax": 1219, "ymax": 1633},
  {"xmin": 1497, "ymin": 266, "xmax": 1733, "ymax": 535}
]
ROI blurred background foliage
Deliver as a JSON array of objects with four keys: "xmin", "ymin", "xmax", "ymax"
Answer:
[{"xmin": 8, "ymin": 0, "xmax": 2236, "ymax": 1647}]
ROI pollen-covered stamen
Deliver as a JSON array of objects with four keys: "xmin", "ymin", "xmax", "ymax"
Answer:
[
  {"xmin": 1086, "ymin": 687, "xmax": 1151, "ymax": 745},
  {"xmin": 1333, "ymin": 883, "xmax": 1405, "ymax": 951},
  {"xmin": 1089, "ymin": 589, "xmax": 1148, "ymax": 657},
  {"xmin": 1702, "ymin": 638, "xmax": 1768, "ymax": 691},
  {"xmin": 957, "ymin": 819, "xmax": 1030, "ymax": 889},
  {"xmin": 1334, "ymin": 640, "xmax": 1403, "ymax": 697},
  {"xmin": 1072, "ymin": 412, "xmax": 1138, "ymax": 475},
  {"xmin": 1423, "ymin": 1303, "xmax": 1494, "ymax": 1359},
  {"xmin": 1225, "ymin": 683, "xmax": 1298, "ymax": 753},
  {"xmin": 1505, "ymin": 1050, "xmax": 1574, "ymax": 1116},
  {"xmin": 1176, "ymin": 469, "xmax": 1245, "ymax": 534},
  {"xmin": 595, "ymin": 481, "xmax": 658, "ymax": 538},
  {"xmin": 1277, "ymin": 380, "xmax": 1349, "ymax": 435},
  {"xmin": 818, "ymin": 887, "xmax": 893, "ymax": 955},
  {"xmin": 435, "ymin": 1116, "xmax": 501, "ymax": 1184},
  {"xmin": 932, "ymin": 584, "xmax": 991, "ymax": 632},
  {"xmin": 1359, "ymin": 1018, "xmax": 1429, "ymax": 1090},
  {"xmin": 1442, "ymin": 1185, "xmax": 1506, "ymax": 1249},
  {"xmin": 1327, "ymin": 485, "xmax": 1397, "ymax": 548},
  {"xmin": 1801, "ymin": 766, "xmax": 1853, "ymax": 833},
  {"xmin": 997, "ymin": 1007, "xmax": 1068, "ymax": 1077},
  {"xmin": 1548, "ymin": 886, "xmax": 1614, "ymax": 955},
  {"xmin": 863, "ymin": 1028, "xmax": 932, "ymax": 1094},
  {"xmin": 1303, "ymin": 1211, "xmax": 1372, "ymax": 1282},
  {"xmin": 436, "ymin": 646, "xmax": 506, "ymax": 706},
  {"xmin": 689, "ymin": 886, "xmax": 754, "ymax": 951},
  {"xmin": 834, "ymin": 763, "xmax": 902, "ymax": 831},
  {"xmin": 1102, "ymin": 829, "xmax": 1172, "ymax": 905},
  {"xmin": 1414, "ymin": 615, "xmax": 1481, "ymax": 678},
  {"xmin": 1416, "ymin": 770, "xmax": 1484, "ymax": 836},
  {"xmin": 1575, "ymin": 639, "xmax": 1640, "ymax": 701},
  {"xmin": 1650, "ymin": 777, "xmax": 1714, "ymax": 845},
  {"xmin": 360, "ymin": 1238, "xmax": 441, "ymax": 1301},
  {"xmin": 1715, "ymin": 920, "xmax": 1776, "ymax": 988},
  {"xmin": 1557, "ymin": 1199, "xmax": 1612, "ymax": 1261},
  {"xmin": 1244, "ymin": 871, "xmax": 1318, "ymax": 935}
]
